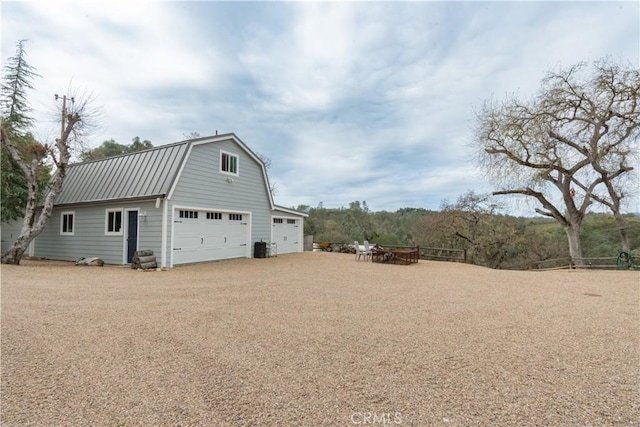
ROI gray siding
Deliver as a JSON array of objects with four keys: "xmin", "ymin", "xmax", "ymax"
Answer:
[
  {"xmin": 1, "ymin": 220, "xmax": 25, "ymax": 253},
  {"xmin": 3, "ymin": 134, "xmax": 305, "ymax": 267},
  {"xmin": 33, "ymin": 200, "xmax": 162, "ymax": 264},
  {"xmin": 168, "ymin": 139, "xmax": 274, "ymax": 262}
]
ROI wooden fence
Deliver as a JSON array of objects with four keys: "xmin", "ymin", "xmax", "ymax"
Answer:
[
  {"xmin": 572, "ymin": 256, "xmax": 630, "ymax": 270},
  {"xmin": 510, "ymin": 255, "xmax": 635, "ymax": 271},
  {"xmin": 312, "ymin": 241, "xmax": 635, "ymax": 271},
  {"xmin": 418, "ymin": 246, "xmax": 466, "ymax": 263},
  {"xmin": 312, "ymin": 242, "xmax": 466, "ymax": 263}
]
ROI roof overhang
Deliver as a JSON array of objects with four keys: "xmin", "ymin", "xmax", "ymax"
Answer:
[
  {"xmin": 273, "ymin": 205, "xmax": 309, "ymax": 217},
  {"xmin": 46, "ymin": 194, "xmax": 165, "ymax": 209},
  {"xmin": 169, "ymin": 133, "xmax": 285, "ymax": 212}
]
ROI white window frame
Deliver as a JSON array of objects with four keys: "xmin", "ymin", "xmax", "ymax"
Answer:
[
  {"xmin": 60, "ymin": 211, "xmax": 75, "ymax": 235},
  {"xmin": 220, "ymin": 150, "xmax": 239, "ymax": 176},
  {"xmin": 179, "ymin": 209, "xmax": 199, "ymax": 219},
  {"xmin": 105, "ymin": 208, "xmax": 124, "ymax": 235}
]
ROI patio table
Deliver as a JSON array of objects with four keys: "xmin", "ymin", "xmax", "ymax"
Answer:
[{"xmin": 372, "ymin": 247, "xmax": 419, "ymax": 264}]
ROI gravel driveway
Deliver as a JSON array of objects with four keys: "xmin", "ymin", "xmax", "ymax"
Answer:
[{"xmin": 1, "ymin": 252, "xmax": 638, "ymax": 426}]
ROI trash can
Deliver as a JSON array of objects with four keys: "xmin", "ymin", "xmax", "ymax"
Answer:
[{"xmin": 254, "ymin": 241, "xmax": 267, "ymax": 258}]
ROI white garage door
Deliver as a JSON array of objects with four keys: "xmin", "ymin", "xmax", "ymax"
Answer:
[
  {"xmin": 173, "ymin": 209, "xmax": 249, "ymax": 265},
  {"xmin": 272, "ymin": 218, "xmax": 300, "ymax": 254}
]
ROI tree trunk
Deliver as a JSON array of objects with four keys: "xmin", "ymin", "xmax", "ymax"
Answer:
[
  {"xmin": 613, "ymin": 213, "xmax": 631, "ymax": 253},
  {"xmin": 564, "ymin": 223, "xmax": 584, "ymax": 266},
  {"xmin": 139, "ymin": 261, "xmax": 158, "ymax": 270},
  {"xmin": 1, "ymin": 105, "xmax": 77, "ymax": 265},
  {"xmin": 1, "ymin": 244, "xmax": 27, "ymax": 265},
  {"xmin": 0, "ymin": 212, "xmax": 48, "ymax": 264}
]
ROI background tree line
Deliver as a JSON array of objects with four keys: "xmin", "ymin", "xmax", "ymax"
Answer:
[
  {"xmin": 2, "ymin": 134, "xmax": 155, "ymax": 223},
  {"xmin": 79, "ymin": 136, "xmax": 153, "ymax": 161},
  {"xmin": 299, "ymin": 194, "xmax": 639, "ymax": 269},
  {"xmin": 2, "ymin": 40, "xmax": 636, "ymax": 267}
]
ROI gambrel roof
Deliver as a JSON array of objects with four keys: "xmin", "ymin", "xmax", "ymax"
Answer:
[
  {"xmin": 54, "ymin": 133, "xmax": 306, "ymax": 217},
  {"xmin": 55, "ymin": 141, "xmax": 189, "ymax": 205}
]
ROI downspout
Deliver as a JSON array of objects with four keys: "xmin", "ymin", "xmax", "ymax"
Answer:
[{"xmin": 28, "ymin": 238, "xmax": 35, "ymax": 257}]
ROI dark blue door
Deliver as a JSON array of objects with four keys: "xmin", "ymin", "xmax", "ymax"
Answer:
[{"xmin": 127, "ymin": 211, "xmax": 138, "ymax": 263}]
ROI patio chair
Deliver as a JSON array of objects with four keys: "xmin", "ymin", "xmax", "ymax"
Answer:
[
  {"xmin": 354, "ymin": 241, "xmax": 364, "ymax": 261},
  {"xmin": 363, "ymin": 240, "xmax": 374, "ymax": 261},
  {"xmin": 267, "ymin": 241, "xmax": 278, "ymax": 257}
]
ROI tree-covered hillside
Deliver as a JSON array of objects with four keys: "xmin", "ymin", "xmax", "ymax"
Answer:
[{"xmin": 299, "ymin": 199, "xmax": 639, "ymax": 269}]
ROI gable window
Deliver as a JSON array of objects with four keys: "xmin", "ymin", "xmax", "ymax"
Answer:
[
  {"xmin": 105, "ymin": 209, "xmax": 123, "ymax": 235},
  {"xmin": 220, "ymin": 151, "xmax": 239, "ymax": 175},
  {"xmin": 61, "ymin": 211, "xmax": 75, "ymax": 235}
]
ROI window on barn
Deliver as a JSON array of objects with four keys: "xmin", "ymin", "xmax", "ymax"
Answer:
[
  {"xmin": 220, "ymin": 150, "xmax": 239, "ymax": 176},
  {"xmin": 61, "ymin": 211, "xmax": 75, "ymax": 235},
  {"xmin": 105, "ymin": 209, "xmax": 123, "ymax": 235},
  {"xmin": 179, "ymin": 210, "xmax": 198, "ymax": 219}
]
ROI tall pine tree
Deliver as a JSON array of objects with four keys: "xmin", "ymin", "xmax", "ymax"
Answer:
[
  {"xmin": 1, "ymin": 40, "xmax": 93, "ymax": 264},
  {"xmin": 0, "ymin": 40, "xmax": 47, "ymax": 223}
]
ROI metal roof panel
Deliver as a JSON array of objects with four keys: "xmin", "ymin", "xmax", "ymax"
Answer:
[{"xmin": 55, "ymin": 142, "xmax": 189, "ymax": 205}]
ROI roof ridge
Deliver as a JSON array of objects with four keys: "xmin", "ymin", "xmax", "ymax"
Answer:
[
  {"xmin": 72, "ymin": 132, "xmax": 240, "ymax": 166},
  {"xmin": 72, "ymin": 139, "xmax": 191, "ymax": 167}
]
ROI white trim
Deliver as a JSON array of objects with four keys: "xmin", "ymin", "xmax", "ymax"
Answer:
[
  {"xmin": 219, "ymin": 149, "xmax": 239, "ymax": 176},
  {"xmin": 167, "ymin": 142, "xmax": 195, "ymax": 200},
  {"xmin": 172, "ymin": 204, "xmax": 252, "ymax": 216},
  {"xmin": 170, "ymin": 204, "xmax": 252, "ymax": 267},
  {"xmin": 273, "ymin": 205, "xmax": 308, "ymax": 217},
  {"xmin": 270, "ymin": 215, "xmax": 304, "ymax": 253},
  {"xmin": 122, "ymin": 208, "xmax": 140, "ymax": 264},
  {"xmin": 191, "ymin": 134, "xmax": 263, "ymax": 165},
  {"xmin": 104, "ymin": 208, "xmax": 124, "ymax": 235},
  {"xmin": 167, "ymin": 134, "xmax": 277, "ymax": 209},
  {"xmin": 161, "ymin": 198, "xmax": 168, "ymax": 268},
  {"xmin": 60, "ymin": 211, "xmax": 75, "ymax": 235},
  {"xmin": 170, "ymin": 207, "xmax": 175, "ymax": 267}
]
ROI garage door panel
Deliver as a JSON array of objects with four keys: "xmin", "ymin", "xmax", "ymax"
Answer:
[
  {"xmin": 272, "ymin": 219, "xmax": 300, "ymax": 254},
  {"xmin": 174, "ymin": 209, "xmax": 249, "ymax": 265},
  {"xmin": 202, "ymin": 245, "xmax": 245, "ymax": 260},
  {"xmin": 175, "ymin": 234, "xmax": 201, "ymax": 249}
]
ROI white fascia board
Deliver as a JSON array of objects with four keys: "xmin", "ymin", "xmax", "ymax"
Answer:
[
  {"xmin": 173, "ymin": 133, "xmax": 276, "ymax": 209},
  {"xmin": 273, "ymin": 205, "xmax": 309, "ymax": 217}
]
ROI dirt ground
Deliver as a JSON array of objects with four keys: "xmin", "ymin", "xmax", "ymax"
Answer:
[{"xmin": 1, "ymin": 252, "xmax": 638, "ymax": 426}]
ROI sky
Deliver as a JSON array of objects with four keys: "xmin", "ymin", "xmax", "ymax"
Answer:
[{"xmin": 1, "ymin": 1, "xmax": 638, "ymax": 215}]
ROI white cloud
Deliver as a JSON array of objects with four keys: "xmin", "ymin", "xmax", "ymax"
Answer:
[
  {"xmin": 238, "ymin": 2, "xmax": 390, "ymax": 113},
  {"xmin": 2, "ymin": 1, "xmax": 638, "ymax": 213}
]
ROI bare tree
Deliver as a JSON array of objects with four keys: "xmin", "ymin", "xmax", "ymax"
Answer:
[
  {"xmin": 1, "ymin": 91, "xmax": 95, "ymax": 264},
  {"xmin": 474, "ymin": 59, "xmax": 639, "ymax": 265},
  {"xmin": 183, "ymin": 131, "xmax": 201, "ymax": 139},
  {"xmin": 255, "ymin": 151, "xmax": 278, "ymax": 196},
  {"xmin": 546, "ymin": 61, "xmax": 639, "ymax": 253},
  {"xmin": 413, "ymin": 191, "xmax": 517, "ymax": 268}
]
